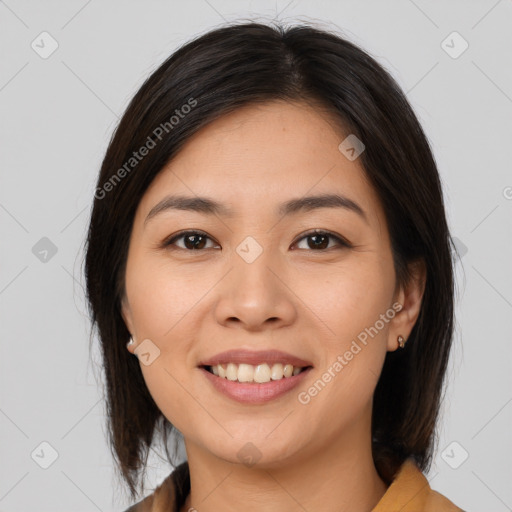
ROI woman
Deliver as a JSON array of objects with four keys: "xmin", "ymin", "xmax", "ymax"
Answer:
[{"xmin": 84, "ymin": 21, "xmax": 464, "ymax": 512}]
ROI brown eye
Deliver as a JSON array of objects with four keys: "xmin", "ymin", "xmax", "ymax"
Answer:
[
  {"xmin": 293, "ymin": 230, "xmax": 351, "ymax": 251},
  {"xmin": 164, "ymin": 231, "xmax": 219, "ymax": 251},
  {"xmin": 163, "ymin": 229, "xmax": 351, "ymax": 252}
]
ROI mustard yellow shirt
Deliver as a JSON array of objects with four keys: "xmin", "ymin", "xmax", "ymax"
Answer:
[{"xmin": 125, "ymin": 458, "xmax": 465, "ymax": 512}]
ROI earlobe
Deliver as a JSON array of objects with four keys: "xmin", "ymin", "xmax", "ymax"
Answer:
[
  {"xmin": 126, "ymin": 337, "xmax": 136, "ymax": 353},
  {"xmin": 387, "ymin": 259, "xmax": 427, "ymax": 352}
]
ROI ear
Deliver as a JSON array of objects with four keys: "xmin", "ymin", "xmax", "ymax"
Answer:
[
  {"xmin": 120, "ymin": 295, "xmax": 136, "ymax": 354},
  {"xmin": 387, "ymin": 259, "xmax": 426, "ymax": 352}
]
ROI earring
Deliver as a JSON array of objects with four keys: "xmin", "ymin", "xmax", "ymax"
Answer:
[
  {"xmin": 397, "ymin": 335, "xmax": 406, "ymax": 349},
  {"xmin": 126, "ymin": 337, "xmax": 135, "ymax": 349}
]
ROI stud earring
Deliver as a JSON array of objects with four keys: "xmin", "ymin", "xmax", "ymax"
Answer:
[
  {"xmin": 126, "ymin": 337, "xmax": 135, "ymax": 349},
  {"xmin": 397, "ymin": 335, "xmax": 406, "ymax": 349}
]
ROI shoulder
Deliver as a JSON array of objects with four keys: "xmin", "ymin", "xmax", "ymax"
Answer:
[
  {"xmin": 122, "ymin": 493, "xmax": 154, "ymax": 512},
  {"xmin": 372, "ymin": 458, "xmax": 464, "ymax": 512},
  {"xmin": 425, "ymin": 489, "xmax": 466, "ymax": 512}
]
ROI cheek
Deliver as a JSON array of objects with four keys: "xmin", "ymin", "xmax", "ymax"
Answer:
[
  {"xmin": 125, "ymin": 255, "xmax": 213, "ymax": 430},
  {"xmin": 292, "ymin": 259, "xmax": 392, "ymax": 411},
  {"xmin": 139, "ymin": 360, "xmax": 188, "ymax": 430},
  {"xmin": 125, "ymin": 253, "xmax": 205, "ymax": 339},
  {"xmin": 296, "ymin": 325, "xmax": 388, "ymax": 435},
  {"xmin": 294, "ymin": 256, "xmax": 394, "ymax": 342}
]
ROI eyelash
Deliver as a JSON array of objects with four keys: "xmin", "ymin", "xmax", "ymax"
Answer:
[{"xmin": 162, "ymin": 229, "xmax": 352, "ymax": 252}]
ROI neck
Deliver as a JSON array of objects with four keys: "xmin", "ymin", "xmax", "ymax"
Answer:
[{"xmin": 180, "ymin": 413, "xmax": 388, "ymax": 512}]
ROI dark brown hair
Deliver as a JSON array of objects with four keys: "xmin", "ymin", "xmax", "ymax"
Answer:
[{"xmin": 84, "ymin": 21, "xmax": 456, "ymax": 500}]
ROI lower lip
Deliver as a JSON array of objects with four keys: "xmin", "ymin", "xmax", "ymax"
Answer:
[{"xmin": 200, "ymin": 367, "xmax": 312, "ymax": 404}]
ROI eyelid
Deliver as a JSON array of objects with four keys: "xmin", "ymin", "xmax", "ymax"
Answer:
[{"xmin": 163, "ymin": 229, "xmax": 352, "ymax": 251}]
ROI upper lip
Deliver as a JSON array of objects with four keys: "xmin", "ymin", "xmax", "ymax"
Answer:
[{"xmin": 199, "ymin": 349, "xmax": 313, "ymax": 368}]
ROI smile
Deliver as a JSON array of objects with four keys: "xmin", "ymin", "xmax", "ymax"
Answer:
[
  {"xmin": 198, "ymin": 349, "xmax": 313, "ymax": 403},
  {"xmin": 205, "ymin": 362, "xmax": 307, "ymax": 383}
]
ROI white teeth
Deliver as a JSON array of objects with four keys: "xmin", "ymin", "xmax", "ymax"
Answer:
[
  {"xmin": 226, "ymin": 363, "xmax": 238, "ymax": 381},
  {"xmin": 209, "ymin": 362, "xmax": 305, "ymax": 383},
  {"xmin": 238, "ymin": 363, "xmax": 254, "ymax": 382},
  {"xmin": 254, "ymin": 363, "xmax": 271, "ymax": 383},
  {"xmin": 271, "ymin": 363, "xmax": 283, "ymax": 380}
]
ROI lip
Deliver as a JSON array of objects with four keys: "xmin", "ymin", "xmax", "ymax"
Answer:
[
  {"xmin": 198, "ymin": 349, "xmax": 313, "ymax": 368},
  {"xmin": 200, "ymin": 366, "xmax": 313, "ymax": 404}
]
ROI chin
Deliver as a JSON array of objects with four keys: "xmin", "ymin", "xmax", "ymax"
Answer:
[{"xmin": 203, "ymin": 436, "xmax": 305, "ymax": 470}]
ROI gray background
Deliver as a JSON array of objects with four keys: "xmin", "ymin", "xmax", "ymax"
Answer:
[{"xmin": 1, "ymin": 1, "xmax": 511, "ymax": 511}]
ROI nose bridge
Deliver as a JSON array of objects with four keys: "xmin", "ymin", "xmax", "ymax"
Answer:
[
  {"xmin": 232, "ymin": 236, "xmax": 279, "ymax": 303},
  {"xmin": 214, "ymin": 234, "xmax": 296, "ymax": 329}
]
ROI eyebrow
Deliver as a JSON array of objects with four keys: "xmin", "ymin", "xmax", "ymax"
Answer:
[{"xmin": 144, "ymin": 193, "xmax": 368, "ymax": 226}]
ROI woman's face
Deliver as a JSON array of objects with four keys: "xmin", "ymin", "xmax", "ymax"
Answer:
[{"xmin": 122, "ymin": 100, "xmax": 412, "ymax": 467}]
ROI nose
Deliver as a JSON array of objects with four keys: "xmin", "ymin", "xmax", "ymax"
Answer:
[{"xmin": 213, "ymin": 250, "xmax": 297, "ymax": 332}]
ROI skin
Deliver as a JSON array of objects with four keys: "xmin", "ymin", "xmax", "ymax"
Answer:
[{"xmin": 121, "ymin": 100, "xmax": 426, "ymax": 512}]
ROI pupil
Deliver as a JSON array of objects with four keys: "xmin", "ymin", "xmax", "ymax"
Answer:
[
  {"xmin": 186, "ymin": 234, "xmax": 205, "ymax": 250},
  {"xmin": 309, "ymin": 234, "xmax": 328, "ymax": 250}
]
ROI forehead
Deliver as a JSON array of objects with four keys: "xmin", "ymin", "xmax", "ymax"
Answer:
[
  {"xmin": 137, "ymin": 100, "xmax": 384, "ymax": 228},
  {"xmin": 170, "ymin": 99, "xmax": 350, "ymax": 175}
]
